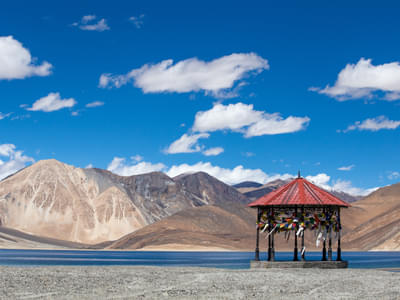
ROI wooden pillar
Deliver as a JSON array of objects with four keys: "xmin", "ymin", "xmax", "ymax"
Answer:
[
  {"xmin": 328, "ymin": 227, "xmax": 333, "ymax": 260},
  {"xmin": 336, "ymin": 207, "xmax": 342, "ymax": 261},
  {"xmin": 322, "ymin": 209, "xmax": 327, "ymax": 261},
  {"xmin": 267, "ymin": 208, "xmax": 272, "ymax": 261},
  {"xmin": 255, "ymin": 207, "xmax": 261, "ymax": 261},
  {"xmin": 328, "ymin": 209, "xmax": 333, "ymax": 261},
  {"xmin": 271, "ymin": 208, "xmax": 275, "ymax": 261},
  {"xmin": 301, "ymin": 206, "xmax": 305, "ymax": 261},
  {"xmin": 293, "ymin": 207, "xmax": 298, "ymax": 261}
]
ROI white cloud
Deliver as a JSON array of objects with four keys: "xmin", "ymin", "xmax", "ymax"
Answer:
[
  {"xmin": 105, "ymin": 155, "xmax": 378, "ymax": 195},
  {"xmin": 306, "ymin": 173, "xmax": 377, "ymax": 196},
  {"xmin": 165, "ymin": 133, "xmax": 209, "ymax": 154},
  {"xmin": 27, "ymin": 92, "xmax": 77, "ymax": 112},
  {"xmin": 166, "ymin": 162, "xmax": 289, "ymax": 185},
  {"xmin": 313, "ymin": 58, "xmax": 400, "ymax": 100},
  {"xmin": 193, "ymin": 102, "xmax": 262, "ymax": 132},
  {"xmin": 202, "ymin": 147, "xmax": 224, "ymax": 156},
  {"xmin": 0, "ymin": 144, "xmax": 34, "ymax": 180},
  {"xmin": 338, "ymin": 165, "xmax": 355, "ymax": 171},
  {"xmin": 331, "ymin": 180, "xmax": 378, "ymax": 197},
  {"xmin": 388, "ymin": 171, "xmax": 400, "ymax": 180},
  {"xmin": 0, "ymin": 36, "xmax": 52, "ymax": 80},
  {"xmin": 85, "ymin": 101, "xmax": 104, "ymax": 108},
  {"xmin": 85, "ymin": 164, "xmax": 93, "ymax": 169},
  {"xmin": 107, "ymin": 157, "xmax": 165, "ymax": 176},
  {"xmin": 129, "ymin": 14, "xmax": 145, "ymax": 28},
  {"xmin": 343, "ymin": 116, "xmax": 400, "ymax": 132},
  {"xmin": 72, "ymin": 15, "xmax": 110, "ymax": 32},
  {"xmin": 306, "ymin": 173, "xmax": 331, "ymax": 189},
  {"xmin": 245, "ymin": 114, "xmax": 310, "ymax": 137},
  {"xmin": 192, "ymin": 102, "xmax": 310, "ymax": 137},
  {"xmin": 0, "ymin": 112, "xmax": 11, "ymax": 120},
  {"xmin": 98, "ymin": 53, "xmax": 268, "ymax": 97}
]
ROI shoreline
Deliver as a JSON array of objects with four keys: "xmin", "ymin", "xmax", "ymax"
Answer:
[{"xmin": 1, "ymin": 246, "xmax": 399, "ymax": 252}]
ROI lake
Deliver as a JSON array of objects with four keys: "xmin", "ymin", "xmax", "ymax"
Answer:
[{"xmin": 0, "ymin": 249, "xmax": 399, "ymax": 269}]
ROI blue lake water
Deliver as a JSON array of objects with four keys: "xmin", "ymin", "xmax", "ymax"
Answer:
[{"xmin": 0, "ymin": 249, "xmax": 399, "ymax": 269}]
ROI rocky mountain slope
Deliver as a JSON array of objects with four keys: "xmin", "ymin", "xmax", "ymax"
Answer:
[
  {"xmin": 0, "ymin": 160, "xmax": 247, "ymax": 245},
  {"xmin": 235, "ymin": 179, "xmax": 289, "ymax": 200},
  {"xmin": 0, "ymin": 159, "xmax": 399, "ymax": 251},
  {"xmin": 110, "ymin": 179, "xmax": 400, "ymax": 251},
  {"xmin": 107, "ymin": 203, "xmax": 330, "ymax": 251},
  {"xmin": 341, "ymin": 182, "xmax": 400, "ymax": 250},
  {"xmin": 232, "ymin": 181, "xmax": 263, "ymax": 189}
]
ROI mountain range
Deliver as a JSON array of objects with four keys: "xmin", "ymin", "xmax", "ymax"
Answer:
[{"xmin": 0, "ymin": 159, "xmax": 399, "ymax": 251}]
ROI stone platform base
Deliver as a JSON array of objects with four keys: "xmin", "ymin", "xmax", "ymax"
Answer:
[{"xmin": 251, "ymin": 260, "xmax": 348, "ymax": 269}]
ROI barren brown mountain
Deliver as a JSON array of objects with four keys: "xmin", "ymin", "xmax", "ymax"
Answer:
[
  {"xmin": 108, "ymin": 202, "xmax": 340, "ymax": 251},
  {"xmin": 235, "ymin": 179, "xmax": 289, "ymax": 200},
  {"xmin": 0, "ymin": 159, "xmax": 399, "ymax": 251},
  {"xmin": 0, "ymin": 160, "xmax": 147, "ymax": 243},
  {"xmin": 0, "ymin": 160, "xmax": 247, "ymax": 245},
  {"xmin": 341, "ymin": 182, "xmax": 400, "ymax": 250},
  {"xmin": 110, "ymin": 180, "xmax": 400, "ymax": 251}
]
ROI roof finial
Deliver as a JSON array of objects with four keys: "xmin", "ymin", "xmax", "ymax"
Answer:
[{"xmin": 298, "ymin": 170, "xmax": 301, "ymax": 178}]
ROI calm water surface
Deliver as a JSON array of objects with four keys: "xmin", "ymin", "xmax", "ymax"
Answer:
[{"xmin": 0, "ymin": 249, "xmax": 399, "ymax": 269}]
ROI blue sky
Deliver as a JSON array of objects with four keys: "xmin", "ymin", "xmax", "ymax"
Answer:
[{"xmin": 1, "ymin": 0, "xmax": 400, "ymax": 195}]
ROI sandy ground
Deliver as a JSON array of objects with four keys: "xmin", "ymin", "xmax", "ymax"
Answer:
[{"xmin": 0, "ymin": 266, "xmax": 399, "ymax": 299}]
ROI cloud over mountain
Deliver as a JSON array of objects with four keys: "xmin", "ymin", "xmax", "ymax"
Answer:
[
  {"xmin": 107, "ymin": 157, "xmax": 166, "ymax": 176},
  {"xmin": 0, "ymin": 144, "xmax": 34, "ymax": 180}
]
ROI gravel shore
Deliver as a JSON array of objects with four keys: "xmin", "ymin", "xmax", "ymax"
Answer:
[{"xmin": 0, "ymin": 266, "xmax": 399, "ymax": 299}]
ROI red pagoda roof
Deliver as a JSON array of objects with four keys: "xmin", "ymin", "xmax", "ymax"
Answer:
[{"xmin": 248, "ymin": 177, "xmax": 351, "ymax": 207}]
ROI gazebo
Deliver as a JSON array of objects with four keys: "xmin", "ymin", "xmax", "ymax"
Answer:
[{"xmin": 248, "ymin": 173, "xmax": 351, "ymax": 268}]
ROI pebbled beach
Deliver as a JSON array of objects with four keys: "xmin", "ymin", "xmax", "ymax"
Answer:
[{"xmin": 1, "ymin": 266, "xmax": 399, "ymax": 299}]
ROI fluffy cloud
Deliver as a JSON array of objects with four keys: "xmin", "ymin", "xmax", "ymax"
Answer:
[
  {"xmin": 107, "ymin": 157, "xmax": 166, "ymax": 176},
  {"xmin": 27, "ymin": 92, "xmax": 77, "ymax": 112},
  {"xmin": 105, "ymin": 156, "xmax": 377, "ymax": 195},
  {"xmin": 0, "ymin": 36, "xmax": 52, "ymax": 80},
  {"xmin": 193, "ymin": 102, "xmax": 310, "ymax": 137},
  {"xmin": 99, "ymin": 53, "xmax": 268, "ymax": 97},
  {"xmin": 85, "ymin": 101, "xmax": 104, "ymax": 108},
  {"xmin": 105, "ymin": 155, "xmax": 291, "ymax": 185},
  {"xmin": 203, "ymin": 147, "xmax": 224, "ymax": 156},
  {"xmin": 166, "ymin": 162, "xmax": 291, "ymax": 185},
  {"xmin": 306, "ymin": 173, "xmax": 331, "ymax": 189},
  {"xmin": 306, "ymin": 173, "xmax": 377, "ymax": 196},
  {"xmin": 313, "ymin": 58, "xmax": 400, "ymax": 100},
  {"xmin": 0, "ymin": 144, "xmax": 34, "ymax": 180},
  {"xmin": 72, "ymin": 15, "xmax": 110, "ymax": 32},
  {"xmin": 129, "ymin": 14, "xmax": 145, "ymax": 28},
  {"xmin": 331, "ymin": 180, "xmax": 378, "ymax": 197},
  {"xmin": 165, "ymin": 133, "xmax": 210, "ymax": 154},
  {"xmin": 343, "ymin": 116, "xmax": 400, "ymax": 132},
  {"xmin": 338, "ymin": 165, "xmax": 355, "ymax": 171}
]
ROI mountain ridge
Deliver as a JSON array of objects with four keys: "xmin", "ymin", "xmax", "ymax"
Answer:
[{"xmin": 0, "ymin": 159, "xmax": 399, "ymax": 251}]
